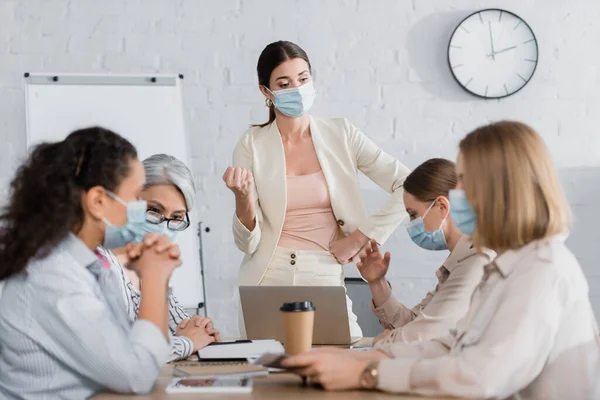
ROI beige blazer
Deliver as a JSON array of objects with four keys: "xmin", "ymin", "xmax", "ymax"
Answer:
[
  {"xmin": 372, "ymin": 235, "xmax": 496, "ymax": 346},
  {"xmin": 232, "ymin": 116, "xmax": 411, "ymax": 286}
]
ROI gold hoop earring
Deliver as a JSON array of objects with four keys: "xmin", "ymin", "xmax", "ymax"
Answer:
[{"xmin": 265, "ymin": 98, "xmax": 273, "ymax": 107}]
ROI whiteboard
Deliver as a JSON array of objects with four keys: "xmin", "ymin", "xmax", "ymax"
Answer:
[{"xmin": 24, "ymin": 73, "xmax": 204, "ymax": 308}]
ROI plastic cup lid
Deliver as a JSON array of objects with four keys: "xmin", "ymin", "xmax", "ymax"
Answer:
[{"xmin": 280, "ymin": 301, "xmax": 316, "ymax": 312}]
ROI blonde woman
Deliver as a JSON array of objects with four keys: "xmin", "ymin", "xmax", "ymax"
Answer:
[
  {"xmin": 283, "ymin": 121, "xmax": 600, "ymax": 400},
  {"xmin": 223, "ymin": 41, "xmax": 410, "ymax": 337}
]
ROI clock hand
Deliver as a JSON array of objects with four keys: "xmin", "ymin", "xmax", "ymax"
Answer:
[
  {"xmin": 493, "ymin": 45, "xmax": 518, "ymax": 55},
  {"xmin": 488, "ymin": 21, "xmax": 496, "ymax": 60}
]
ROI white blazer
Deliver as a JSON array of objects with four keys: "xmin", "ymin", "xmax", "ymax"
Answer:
[{"xmin": 232, "ymin": 116, "xmax": 411, "ymax": 286}]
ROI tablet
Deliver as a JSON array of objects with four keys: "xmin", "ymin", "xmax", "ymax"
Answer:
[{"xmin": 166, "ymin": 376, "xmax": 253, "ymax": 393}]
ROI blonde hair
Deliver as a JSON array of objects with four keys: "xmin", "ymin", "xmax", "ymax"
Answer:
[{"xmin": 459, "ymin": 121, "xmax": 571, "ymax": 253}]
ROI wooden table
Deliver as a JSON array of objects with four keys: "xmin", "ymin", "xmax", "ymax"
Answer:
[
  {"xmin": 94, "ymin": 339, "xmax": 456, "ymax": 399},
  {"xmin": 94, "ymin": 363, "xmax": 456, "ymax": 399}
]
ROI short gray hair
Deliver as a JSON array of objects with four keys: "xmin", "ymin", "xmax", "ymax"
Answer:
[{"xmin": 142, "ymin": 154, "xmax": 196, "ymax": 210}]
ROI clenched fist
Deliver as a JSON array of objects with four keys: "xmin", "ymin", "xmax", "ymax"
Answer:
[{"xmin": 222, "ymin": 167, "xmax": 254, "ymax": 199}]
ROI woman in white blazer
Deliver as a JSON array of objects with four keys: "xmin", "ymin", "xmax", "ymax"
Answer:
[{"xmin": 223, "ymin": 41, "xmax": 410, "ymax": 337}]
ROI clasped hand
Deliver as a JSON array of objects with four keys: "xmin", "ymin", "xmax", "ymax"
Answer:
[
  {"xmin": 122, "ymin": 233, "xmax": 182, "ymax": 281},
  {"xmin": 177, "ymin": 316, "xmax": 221, "ymax": 352}
]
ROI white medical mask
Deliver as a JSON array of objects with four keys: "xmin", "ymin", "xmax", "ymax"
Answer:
[
  {"xmin": 449, "ymin": 189, "xmax": 476, "ymax": 236},
  {"xmin": 102, "ymin": 190, "xmax": 148, "ymax": 249},
  {"xmin": 141, "ymin": 220, "xmax": 180, "ymax": 242},
  {"xmin": 265, "ymin": 81, "xmax": 316, "ymax": 117},
  {"xmin": 406, "ymin": 200, "xmax": 448, "ymax": 251}
]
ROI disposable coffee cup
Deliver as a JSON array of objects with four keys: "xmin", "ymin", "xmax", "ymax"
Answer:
[{"xmin": 280, "ymin": 301, "xmax": 316, "ymax": 355}]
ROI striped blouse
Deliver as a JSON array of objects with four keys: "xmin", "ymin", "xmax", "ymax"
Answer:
[
  {"xmin": 0, "ymin": 234, "xmax": 170, "ymax": 399},
  {"xmin": 96, "ymin": 247, "xmax": 194, "ymax": 361}
]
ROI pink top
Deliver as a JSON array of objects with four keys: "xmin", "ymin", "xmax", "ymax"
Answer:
[{"xmin": 278, "ymin": 171, "xmax": 339, "ymax": 251}]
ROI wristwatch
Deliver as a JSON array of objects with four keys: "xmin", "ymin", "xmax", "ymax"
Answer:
[{"xmin": 360, "ymin": 361, "xmax": 380, "ymax": 389}]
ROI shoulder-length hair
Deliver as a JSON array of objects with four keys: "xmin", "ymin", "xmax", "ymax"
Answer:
[{"xmin": 460, "ymin": 120, "xmax": 571, "ymax": 253}]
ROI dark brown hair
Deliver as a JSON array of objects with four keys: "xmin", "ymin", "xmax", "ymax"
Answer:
[
  {"xmin": 0, "ymin": 127, "xmax": 137, "ymax": 280},
  {"xmin": 403, "ymin": 158, "xmax": 457, "ymax": 202},
  {"xmin": 254, "ymin": 41, "xmax": 312, "ymax": 128}
]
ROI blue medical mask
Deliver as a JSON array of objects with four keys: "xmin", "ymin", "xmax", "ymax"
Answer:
[
  {"xmin": 141, "ymin": 221, "xmax": 180, "ymax": 242},
  {"xmin": 102, "ymin": 190, "xmax": 148, "ymax": 249},
  {"xmin": 406, "ymin": 200, "xmax": 448, "ymax": 251},
  {"xmin": 449, "ymin": 189, "xmax": 476, "ymax": 236},
  {"xmin": 265, "ymin": 81, "xmax": 316, "ymax": 117}
]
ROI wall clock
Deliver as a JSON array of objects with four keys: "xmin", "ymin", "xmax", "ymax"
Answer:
[{"xmin": 448, "ymin": 9, "xmax": 538, "ymax": 99}]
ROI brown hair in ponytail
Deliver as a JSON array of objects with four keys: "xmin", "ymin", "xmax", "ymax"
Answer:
[
  {"xmin": 254, "ymin": 41, "xmax": 312, "ymax": 128},
  {"xmin": 403, "ymin": 158, "xmax": 457, "ymax": 202}
]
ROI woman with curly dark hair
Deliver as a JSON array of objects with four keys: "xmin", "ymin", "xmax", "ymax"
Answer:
[{"xmin": 0, "ymin": 127, "xmax": 182, "ymax": 398}]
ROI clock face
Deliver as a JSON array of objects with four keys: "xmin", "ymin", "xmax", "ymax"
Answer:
[{"xmin": 448, "ymin": 9, "xmax": 538, "ymax": 99}]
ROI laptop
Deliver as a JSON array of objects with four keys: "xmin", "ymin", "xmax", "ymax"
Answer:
[{"xmin": 239, "ymin": 286, "xmax": 362, "ymax": 345}]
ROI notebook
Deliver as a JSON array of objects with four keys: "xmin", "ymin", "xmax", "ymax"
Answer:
[
  {"xmin": 197, "ymin": 340, "xmax": 285, "ymax": 361},
  {"xmin": 174, "ymin": 361, "xmax": 268, "ymax": 377}
]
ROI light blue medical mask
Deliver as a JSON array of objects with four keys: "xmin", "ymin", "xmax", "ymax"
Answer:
[
  {"xmin": 102, "ymin": 190, "xmax": 148, "ymax": 249},
  {"xmin": 265, "ymin": 81, "xmax": 316, "ymax": 117},
  {"xmin": 449, "ymin": 189, "xmax": 476, "ymax": 236},
  {"xmin": 141, "ymin": 221, "xmax": 180, "ymax": 242},
  {"xmin": 406, "ymin": 200, "xmax": 448, "ymax": 251}
]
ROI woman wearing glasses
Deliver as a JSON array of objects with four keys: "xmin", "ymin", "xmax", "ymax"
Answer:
[{"xmin": 98, "ymin": 154, "xmax": 220, "ymax": 362}]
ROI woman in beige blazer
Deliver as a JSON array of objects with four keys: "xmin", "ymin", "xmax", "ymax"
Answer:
[
  {"xmin": 283, "ymin": 121, "xmax": 600, "ymax": 400},
  {"xmin": 357, "ymin": 158, "xmax": 495, "ymax": 348},
  {"xmin": 222, "ymin": 41, "xmax": 410, "ymax": 336}
]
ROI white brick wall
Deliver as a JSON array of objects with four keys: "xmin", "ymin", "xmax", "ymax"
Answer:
[{"xmin": 0, "ymin": 0, "xmax": 598, "ymax": 336}]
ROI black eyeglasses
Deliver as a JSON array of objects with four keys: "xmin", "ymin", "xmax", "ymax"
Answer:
[{"xmin": 145, "ymin": 209, "xmax": 190, "ymax": 231}]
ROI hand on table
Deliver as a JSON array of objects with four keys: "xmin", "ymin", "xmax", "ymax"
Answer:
[
  {"xmin": 282, "ymin": 348, "xmax": 368, "ymax": 390},
  {"xmin": 330, "ymin": 230, "xmax": 370, "ymax": 264},
  {"xmin": 178, "ymin": 315, "xmax": 221, "ymax": 342},
  {"xmin": 177, "ymin": 317, "xmax": 216, "ymax": 352},
  {"xmin": 281, "ymin": 348, "xmax": 390, "ymax": 391}
]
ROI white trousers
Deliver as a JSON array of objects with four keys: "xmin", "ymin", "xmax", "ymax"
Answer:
[{"xmin": 259, "ymin": 247, "xmax": 362, "ymax": 338}]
